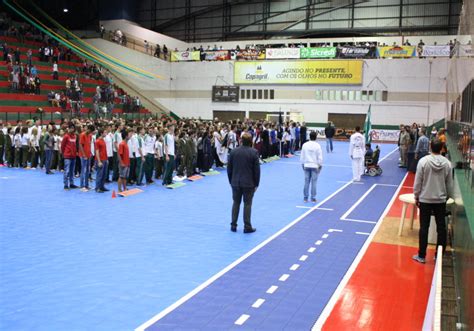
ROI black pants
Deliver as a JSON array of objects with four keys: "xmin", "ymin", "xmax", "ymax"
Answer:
[
  {"xmin": 231, "ymin": 186, "xmax": 255, "ymax": 229},
  {"xmin": 418, "ymin": 202, "xmax": 447, "ymax": 258},
  {"xmin": 112, "ymin": 152, "xmax": 119, "ymax": 181}
]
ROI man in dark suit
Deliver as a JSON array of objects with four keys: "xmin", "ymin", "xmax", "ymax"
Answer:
[{"xmin": 227, "ymin": 132, "xmax": 260, "ymax": 233}]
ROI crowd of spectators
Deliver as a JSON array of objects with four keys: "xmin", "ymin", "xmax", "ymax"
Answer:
[
  {"xmin": 0, "ymin": 116, "xmax": 309, "ymax": 193},
  {"xmin": 396, "ymin": 122, "xmax": 448, "ymax": 172}
]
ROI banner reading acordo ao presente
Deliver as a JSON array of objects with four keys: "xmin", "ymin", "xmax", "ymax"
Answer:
[
  {"xmin": 377, "ymin": 46, "xmax": 417, "ymax": 58},
  {"xmin": 234, "ymin": 60, "xmax": 363, "ymax": 85}
]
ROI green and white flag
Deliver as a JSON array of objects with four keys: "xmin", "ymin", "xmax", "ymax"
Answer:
[{"xmin": 364, "ymin": 105, "xmax": 372, "ymax": 143}]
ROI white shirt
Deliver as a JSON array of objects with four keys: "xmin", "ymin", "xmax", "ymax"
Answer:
[
  {"xmin": 300, "ymin": 140, "xmax": 323, "ymax": 169},
  {"xmin": 53, "ymin": 63, "xmax": 58, "ymax": 72},
  {"xmin": 154, "ymin": 140, "xmax": 163, "ymax": 158},
  {"xmin": 164, "ymin": 133, "xmax": 175, "ymax": 156},
  {"xmin": 349, "ymin": 132, "xmax": 366, "ymax": 158},
  {"xmin": 127, "ymin": 136, "xmax": 135, "ymax": 157},
  {"xmin": 105, "ymin": 132, "xmax": 113, "ymax": 157},
  {"xmin": 144, "ymin": 135, "xmax": 156, "ymax": 155},
  {"xmin": 90, "ymin": 134, "xmax": 96, "ymax": 156},
  {"xmin": 113, "ymin": 131, "xmax": 122, "ymax": 152}
]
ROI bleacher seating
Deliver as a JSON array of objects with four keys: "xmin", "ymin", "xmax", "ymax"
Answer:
[{"xmin": 0, "ymin": 35, "xmax": 151, "ymax": 120}]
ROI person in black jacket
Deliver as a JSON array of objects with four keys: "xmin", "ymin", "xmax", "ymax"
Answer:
[
  {"xmin": 227, "ymin": 132, "xmax": 260, "ymax": 233},
  {"xmin": 299, "ymin": 122, "xmax": 307, "ymax": 149},
  {"xmin": 324, "ymin": 121, "xmax": 335, "ymax": 153}
]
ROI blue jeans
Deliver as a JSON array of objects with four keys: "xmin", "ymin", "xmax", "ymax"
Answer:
[
  {"xmin": 44, "ymin": 149, "xmax": 52, "ymax": 173},
  {"xmin": 95, "ymin": 159, "xmax": 108, "ymax": 191},
  {"xmin": 326, "ymin": 138, "xmax": 333, "ymax": 152},
  {"xmin": 80, "ymin": 157, "xmax": 91, "ymax": 188},
  {"xmin": 63, "ymin": 158, "xmax": 75, "ymax": 186},
  {"xmin": 303, "ymin": 167, "xmax": 319, "ymax": 200}
]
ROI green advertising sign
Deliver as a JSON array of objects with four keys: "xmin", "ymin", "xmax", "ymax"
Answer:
[{"xmin": 300, "ymin": 47, "xmax": 337, "ymax": 59}]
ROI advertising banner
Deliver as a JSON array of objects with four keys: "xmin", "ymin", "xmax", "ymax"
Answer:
[
  {"xmin": 421, "ymin": 45, "xmax": 451, "ymax": 57},
  {"xmin": 171, "ymin": 51, "xmax": 201, "ymax": 62},
  {"xmin": 300, "ymin": 47, "xmax": 337, "ymax": 59},
  {"xmin": 234, "ymin": 60, "xmax": 363, "ymax": 85},
  {"xmin": 232, "ymin": 49, "xmax": 266, "ymax": 60},
  {"xmin": 377, "ymin": 46, "xmax": 417, "ymax": 58},
  {"xmin": 370, "ymin": 129, "xmax": 400, "ymax": 142},
  {"xmin": 457, "ymin": 45, "xmax": 472, "ymax": 57},
  {"xmin": 337, "ymin": 46, "xmax": 376, "ymax": 58},
  {"xmin": 212, "ymin": 86, "xmax": 240, "ymax": 102},
  {"xmin": 203, "ymin": 50, "xmax": 230, "ymax": 61},
  {"xmin": 265, "ymin": 48, "xmax": 300, "ymax": 59}
]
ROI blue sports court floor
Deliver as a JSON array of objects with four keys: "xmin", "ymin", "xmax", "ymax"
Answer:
[{"xmin": 0, "ymin": 141, "xmax": 404, "ymax": 331}]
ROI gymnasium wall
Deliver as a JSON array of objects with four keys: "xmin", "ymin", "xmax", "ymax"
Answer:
[{"xmin": 87, "ymin": 38, "xmax": 474, "ymax": 127}]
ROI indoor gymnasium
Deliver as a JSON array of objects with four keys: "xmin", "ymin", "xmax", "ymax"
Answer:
[{"xmin": 0, "ymin": 0, "xmax": 473, "ymax": 330}]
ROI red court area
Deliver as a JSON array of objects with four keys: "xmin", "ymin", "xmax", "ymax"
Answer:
[
  {"xmin": 324, "ymin": 172, "xmax": 435, "ymax": 331},
  {"xmin": 323, "ymin": 242, "xmax": 434, "ymax": 331}
]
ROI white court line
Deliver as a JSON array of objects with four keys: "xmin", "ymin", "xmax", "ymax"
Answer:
[
  {"xmin": 315, "ymin": 207, "xmax": 334, "ymax": 211},
  {"xmin": 355, "ymin": 232, "xmax": 370, "ymax": 236},
  {"xmin": 283, "ymin": 162, "xmax": 351, "ymax": 168},
  {"xmin": 279, "ymin": 274, "xmax": 290, "ymax": 282},
  {"xmin": 252, "ymin": 299, "xmax": 265, "ymax": 308},
  {"xmin": 340, "ymin": 184, "xmax": 378, "ymax": 220},
  {"xmin": 343, "ymin": 218, "xmax": 377, "ymax": 224},
  {"xmin": 299, "ymin": 255, "xmax": 308, "ymax": 261},
  {"xmin": 235, "ymin": 314, "xmax": 250, "ymax": 325},
  {"xmin": 135, "ymin": 176, "xmax": 355, "ymax": 331},
  {"xmin": 315, "ymin": 240, "xmax": 323, "ymax": 245},
  {"xmin": 266, "ymin": 285, "xmax": 278, "ymax": 294},
  {"xmin": 337, "ymin": 180, "xmax": 364, "ymax": 185},
  {"xmin": 312, "ymin": 171, "xmax": 408, "ymax": 330},
  {"xmin": 322, "ymin": 234, "xmax": 329, "ymax": 239},
  {"xmin": 328, "ymin": 229, "xmax": 343, "ymax": 233},
  {"xmin": 296, "ymin": 206, "xmax": 312, "ymax": 209},
  {"xmin": 290, "ymin": 264, "xmax": 300, "ymax": 271},
  {"xmin": 308, "ymin": 247, "xmax": 316, "ymax": 253}
]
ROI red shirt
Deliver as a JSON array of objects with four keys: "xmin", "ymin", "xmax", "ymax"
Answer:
[
  {"xmin": 79, "ymin": 132, "xmax": 92, "ymax": 158},
  {"xmin": 118, "ymin": 140, "xmax": 130, "ymax": 166},
  {"xmin": 95, "ymin": 138, "xmax": 107, "ymax": 162},
  {"xmin": 61, "ymin": 133, "xmax": 77, "ymax": 159}
]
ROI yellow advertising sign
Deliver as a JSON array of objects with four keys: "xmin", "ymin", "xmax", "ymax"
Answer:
[
  {"xmin": 234, "ymin": 60, "xmax": 363, "ymax": 85},
  {"xmin": 171, "ymin": 51, "xmax": 201, "ymax": 62},
  {"xmin": 377, "ymin": 46, "xmax": 416, "ymax": 58}
]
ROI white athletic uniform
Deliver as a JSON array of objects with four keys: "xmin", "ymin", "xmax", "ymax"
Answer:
[{"xmin": 349, "ymin": 131, "xmax": 366, "ymax": 181}]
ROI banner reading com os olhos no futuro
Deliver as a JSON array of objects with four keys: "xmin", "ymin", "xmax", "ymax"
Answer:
[{"xmin": 234, "ymin": 60, "xmax": 363, "ymax": 85}]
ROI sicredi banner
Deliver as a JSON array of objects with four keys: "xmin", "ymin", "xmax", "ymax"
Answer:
[
  {"xmin": 377, "ymin": 46, "xmax": 417, "ymax": 58},
  {"xmin": 421, "ymin": 45, "xmax": 450, "ymax": 57},
  {"xmin": 171, "ymin": 51, "xmax": 200, "ymax": 62},
  {"xmin": 300, "ymin": 47, "xmax": 337, "ymax": 59},
  {"xmin": 234, "ymin": 60, "xmax": 363, "ymax": 85},
  {"xmin": 265, "ymin": 48, "xmax": 300, "ymax": 59}
]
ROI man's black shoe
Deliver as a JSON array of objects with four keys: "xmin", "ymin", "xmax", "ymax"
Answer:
[
  {"xmin": 64, "ymin": 185, "xmax": 69, "ymax": 190},
  {"xmin": 244, "ymin": 227, "xmax": 256, "ymax": 234},
  {"xmin": 102, "ymin": 188, "xmax": 110, "ymax": 192},
  {"xmin": 230, "ymin": 225, "xmax": 237, "ymax": 232},
  {"xmin": 69, "ymin": 184, "xmax": 79, "ymax": 189},
  {"xmin": 95, "ymin": 189, "xmax": 105, "ymax": 193}
]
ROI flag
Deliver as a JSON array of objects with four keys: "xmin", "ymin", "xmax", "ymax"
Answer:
[{"xmin": 364, "ymin": 105, "xmax": 372, "ymax": 143}]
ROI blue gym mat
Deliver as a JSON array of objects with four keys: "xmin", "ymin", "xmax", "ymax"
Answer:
[{"xmin": 0, "ymin": 141, "xmax": 400, "ymax": 331}]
